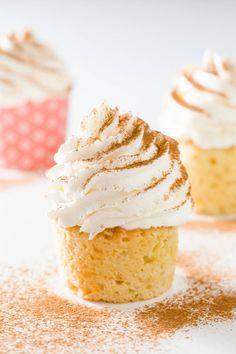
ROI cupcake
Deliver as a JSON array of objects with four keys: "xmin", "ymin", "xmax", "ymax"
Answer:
[
  {"xmin": 161, "ymin": 50, "xmax": 236, "ymax": 215},
  {"xmin": 0, "ymin": 31, "xmax": 72, "ymax": 171},
  {"xmin": 47, "ymin": 103, "xmax": 192, "ymax": 303}
]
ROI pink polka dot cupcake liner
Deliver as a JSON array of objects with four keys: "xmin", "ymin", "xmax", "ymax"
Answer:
[{"xmin": 0, "ymin": 97, "xmax": 68, "ymax": 171}]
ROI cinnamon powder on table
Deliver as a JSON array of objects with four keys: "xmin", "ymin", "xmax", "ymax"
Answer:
[
  {"xmin": 0, "ymin": 265, "xmax": 138, "ymax": 353},
  {"xmin": 0, "ymin": 252, "xmax": 236, "ymax": 353},
  {"xmin": 135, "ymin": 253, "xmax": 236, "ymax": 342}
]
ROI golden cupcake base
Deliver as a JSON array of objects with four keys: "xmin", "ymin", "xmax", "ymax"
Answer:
[
  {"xmin": 179, "ymin": 141, "xmax": 236, "ymax": 215},
  {"xmin": 55, "ymin": 225, "xmax": 178, "ymax": 303}
]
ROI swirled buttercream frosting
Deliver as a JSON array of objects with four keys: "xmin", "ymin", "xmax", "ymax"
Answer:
[
  {"xmin": 161, "ymin": 50, "xmax": 236, "ymax": 148},
  {"xmin": 0, "ymin": 31, "xmax": 71, "ymax": 106},
  {"xmin": 47, "ymin": 103, "xmax": 192, "ymax": 238}
]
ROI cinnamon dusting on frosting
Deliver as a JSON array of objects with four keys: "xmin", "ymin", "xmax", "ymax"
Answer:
[
  {"xmin": 0, "ymin": 30, "xmax": 71, "ymax": 105},
  {"xmin": 82, "ymin": 117, "xmax": 144, "ymax": 163},
  {"xmin": 141, "ymin": 172, "xmax": 171, "ymax": 194},
  {"xmin": 82, "ymin": 131, "xmax": 169, "ymax": 190},
  {"xmin": 170, "ymin": 165, "xmax": 188, "ymax": 192},
  {"xmin": 98, "ymin": 108, "xmax": 117, "ymax": 134},
  {"xmin": 48, "ymin": 103, "xmax": 192, "ymax": 235},
  {"xmin": 81, "ymin": 117, "xmax": 174, "ymax": 188},
  {"xmin": 162, "ymin": 50, "xmax": 236, "ymax": 148},
  {"xmin": 184, "ymin": 71, "xmax": 226, "ymax": 98},
  {"xmin": 0, "ymin": 48, "xmax": 54, "ymax": 71},
  {"xmin": 172, "ymin": 89, "xmax": 204, "ymax": 113}
]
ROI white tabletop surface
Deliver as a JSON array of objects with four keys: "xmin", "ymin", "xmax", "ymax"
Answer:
[{"xmin": 0, "ymin": 177, "xmax": 236, "ymax": 353}]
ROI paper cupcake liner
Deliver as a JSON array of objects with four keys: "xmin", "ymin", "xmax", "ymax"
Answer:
[{"xmin": 0, "ymin": 97, "xmax": 68, "ymax": 171}]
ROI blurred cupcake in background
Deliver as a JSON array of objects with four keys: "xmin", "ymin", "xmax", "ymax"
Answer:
[
  {"xmin": 0, "ymin": 31, "xmax": 72, "ymax": 171},
  {"xmin": 161, "ymin": 50, "xmax": 236, "ymax": 215}
]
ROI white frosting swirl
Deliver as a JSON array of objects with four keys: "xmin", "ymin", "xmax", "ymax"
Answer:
[
  {"xmin": 0, "ymin": 31, "xmax": 71, "ymax": 106},
  {"xmin": 161, "ymin": 50, "xmax": 236, "ymax": 148},
  {"xmin": 47, "ymin": 103, "xmax": 192, "ymax": 238}
]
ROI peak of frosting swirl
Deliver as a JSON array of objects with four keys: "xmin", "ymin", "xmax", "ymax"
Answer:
[
  {"xmin": 0, "ymin": 30, "xmax": 71, "ymax": 106},
  {"xmin": 161, "ymin": 49, "xmax": 236, "ymax": 148},
  {"xmin": 47, "ymin": 103, "xmax": 192, "ymax": 238}
]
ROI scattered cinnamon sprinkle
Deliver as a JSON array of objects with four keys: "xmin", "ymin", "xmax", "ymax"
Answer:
[
  {"xmin": 0, "ymin": 265, "xmax": 133, "ymax": 353},
  {"xmin": 1, "ymin": 251, "xmax": 235, "ymax": 353},
  {"xmin": 135, "ymin": 253, "xmax": 236, "ymax": 342}
]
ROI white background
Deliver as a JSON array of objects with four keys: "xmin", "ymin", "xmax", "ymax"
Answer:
[{"xmin": 1, "ymin": 0, "xmax": 236, "ymax": 133}]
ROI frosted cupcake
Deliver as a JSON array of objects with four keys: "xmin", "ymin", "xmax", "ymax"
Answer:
[
  {"xmin": 161, "ymin": 50, "xmax": 236, "ymax": 215},
  {"xmin": 0, "ymin": 31, "xmax": 71, "ymax": 171},
  {"xmin": 47, "ymin": 103, "xmax": 192, "ymax": 303}
]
